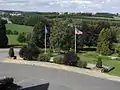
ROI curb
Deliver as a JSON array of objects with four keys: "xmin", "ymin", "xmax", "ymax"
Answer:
[{"xmin": 3, "ymin": 58, "xmax": 120, "ymax": 82}]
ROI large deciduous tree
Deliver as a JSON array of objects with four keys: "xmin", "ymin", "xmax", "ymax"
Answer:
[
  {"xmin": 97, "ymin": 28, "xmax": 116, "ymax": 55},
  {"xmin": 30, "ymin": 19, "xmax": 52, "ymax": 48},
  {"xmin": 50, "ymin": 21, "xmax": 74, "ymax": 51}
]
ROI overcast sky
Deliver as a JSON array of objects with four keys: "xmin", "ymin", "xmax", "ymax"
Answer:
[{"xmin": 0, "ymin": 0, "xmax": 120, "ymax": 13}]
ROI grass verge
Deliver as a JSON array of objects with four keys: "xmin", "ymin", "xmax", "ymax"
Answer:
[{"xmin": 78, "ymin": 52, "xmax": 120, "ymax": 76}]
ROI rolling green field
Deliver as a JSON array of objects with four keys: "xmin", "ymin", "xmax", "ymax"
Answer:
[
  {"xmin": 6, "ymin": 24, "xmax": 33, "ymax": 45},
  {"xmin": 78, "ymin": 52, "xmax": 120, "ymax": 76},
  {"xmin": 7, "ymin": 35, "xmax": 26, "ymax": 45},
  {"xmin": 6, "ymin": 24, "xmax": 33, "ymax": 33}
]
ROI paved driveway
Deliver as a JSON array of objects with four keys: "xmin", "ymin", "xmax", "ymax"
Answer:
[{"xmin": 0, "ymin": 49, "xmax": 120, "ymax": 90}]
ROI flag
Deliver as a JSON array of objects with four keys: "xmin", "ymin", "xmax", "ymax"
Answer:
[
  {"xmin": 75, "ymin": 27, "xmax": 83, "ymax": 35},
  {"xmin": 44, "ymin": 25, "xmax": 47, "ymax": 54},
  {"xmin": 45, "ymin": 26, "xmax": 48, "ymax": 33}
]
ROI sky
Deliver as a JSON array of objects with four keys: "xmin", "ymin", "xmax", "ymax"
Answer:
[{"xmin": 0, "ymin": 0, "xmax": 120, "ymax": 13}]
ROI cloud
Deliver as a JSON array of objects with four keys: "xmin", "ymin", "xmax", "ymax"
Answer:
[{"xmin": 0, "ymin": 0, "xmax": 120, "ymax": 13}]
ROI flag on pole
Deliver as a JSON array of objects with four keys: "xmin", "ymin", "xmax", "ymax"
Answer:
[
  {"xmin": 44, "ymin": 25, "xmax": 48, "ymax": 54},
  {"xmin": 75, "ymin": 27, "xmax": 83, "ymax": 35},
  {"xmin": 74, "ymin": 27, "xmax": 83, "ymax": 53},
  {"xmin": 45, "ymin": 25, "xmax": 48, "ymax": 33}
]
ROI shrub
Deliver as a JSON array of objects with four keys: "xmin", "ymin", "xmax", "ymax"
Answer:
[
  {"xmin": 13, "ymin": 31, "xmax": 19, "ymax": 35},
  {"xmin": 19, "ymin": 43, "xmax": 40, "ymax": 60},
  {"xmin": 96, "ymin": 57, "xmax": 102, "ymax": 68},
  {"xmin": 77, "ymin": 60, "xmax": 87, "ymax": 68},
  {"xmin": 6, "ymin": 29, "xmax": 13, "ymax": 35},
  {"xmin": 9, "ymin": 47, "xmax": 14, "ymax": 57},
  {"xmin": 53, "ymin": 55, "xmax": 64, "ymax": 64},
  {"xmin": 82, "ymin": 61, "xmax": 87, "ymax": 68},
  {"xmin": 37, "ymin": 54, "xmax": 50, "ymax": 62},
  {"xmin": 118, "ymin": 51, "xmax": 120, "ymax": 57},
  {"xmin": 25, "ymin": 33, "xmax": 32, "ymax": 42},
  {"xmin": 47, "ymin": 48, "xmax": 53, "ymax": 57},
  {"xmin": 13, "ymin": 56, "xmax": 17, "ymax": 59},
  {"xmin": 63, "ymin": 52, "xmax": 79, "ymax": 66},
  {"xmin": 17, "ymin": 33, "xmax": 26, "ymax": 43},
  {"xmin": 19, "ymin": 46, "xmax": 28, "ymax": 59}
]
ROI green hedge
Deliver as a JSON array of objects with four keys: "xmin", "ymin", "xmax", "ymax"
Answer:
[
  {"xmin": 37, "ymin": 54, "xmax": 51, "ymax": 62},
  {"xmin": 53, "ymin": 55, "xmax": 64, "ymax": 64},
  {"xmin": 77, "ymin": 60, "xmax": 87, "ymax": 68}
]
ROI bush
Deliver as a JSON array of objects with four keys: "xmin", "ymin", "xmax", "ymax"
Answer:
[
  {"xmin": 25, "ymin": 33, "xmax": 32, "ymax": 42},
  {"xmin": 13, "ymin": 56, "xmax": 17, "ymax": 59},
  {"xmin": 82, "ymin": 61, "xmax": 87, "ymax": 68},
  {"xmin": 9, "ymin": 47, "xmax": 14, "ymax": 57},
  {"xmin": 19, "ymin": 46, "xmax": 27, "ymax": 59},
  {"xmin": 13, "ymin": 31, "xmax": 19, "ymax": 35},
  {"xmin": 17, "ymin": 33, "xmax": 26, "ymax": 43},
  {"xmin": 96, "ymin": 57, "xmax": 102, "ymax": 68},
  {"xmin": 53, "ymin": 55, "xmax": 64, "ymax": 64},
  {"xmin": 118, "ymin": 51, "xmax": 120, "ymax": 57},
  {"xmin": 19, "ymin": 43, "xmax": 40, "ymax": 60},
  {"xmin": 6, "ymin": 29, "xmax": 13, "ymax": 35},
  {"xmin": 63, "ymin": 52, "xmax": 79, "ymax": 66},
  {"xmin": 77, "ymin": 60, "xmax": 87, "ymax": 68},
  {"xmin": 47, "ymin": 48, "xmax": 53, "ymax": 57},
  {"xmin": 37, "ymin": 54, "xmax": 50, "ymax": 62}
]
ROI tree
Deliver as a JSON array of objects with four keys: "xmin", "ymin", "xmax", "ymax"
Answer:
[
  {"xmin": 25, "ymin": 33, "xmax": 32, "ymax": 42},
  {"xmin": 80, "ymin": 21, "xmax": 110, "ymax": 47},
  {"xmin": 9, "ymin": 16, "xmax": 24, "ymax": 25},
  {"xmin": 96, "ymin": 57, "xmax": 102, "ymax": 68},
  {"xmin": 50, "ymin": 21, "xmax": 74, "ymax": 51},
  {"xmin": 30, "ymin": 20, "xmax": 52, "ymax": 48},
  {"xmin": 17, "ymin": 33, "xmax": 26, "ymax": 43},
  {"xmin": 9, "ymin": 47, "xmax": 14, "ymax": 57},
  {"xmin": 97, "ymin": 28, "xmax": 114, "ymax": 55},
  {"xmin": 0, "ymin": 18, "xmax": 8, "ymax": 47},
  {"xmin": 24, "ymin": 15, "xmax": 48, "ymax": 26}
]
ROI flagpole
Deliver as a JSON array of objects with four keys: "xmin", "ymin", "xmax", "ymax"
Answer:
[
  {"xmin": 75, "ymin": 27, "xmax": 77, "ymax": 53},
  {"xmin": 45, "ymin": 26, "xmax": 47, "ymax": 54}
]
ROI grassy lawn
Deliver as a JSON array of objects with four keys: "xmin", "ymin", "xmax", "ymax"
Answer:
[
  {"xmin": 7, "ymin": 35, "xmax": 26, "ymax": 45},
  {"xmin": 6, "ymin": 24, "xmax": 33, "ymax": 33},
  {"xmin": 78, "ymin": 52, "xmax": 120, "ymax": 76},
  {"xmin": 6, "ymin": 24, "xmax": 33, "ymax": 45}
]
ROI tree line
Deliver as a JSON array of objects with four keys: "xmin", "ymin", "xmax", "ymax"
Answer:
[
  {"xmin": 26, "ymin": 19, "xmax": 117, "ymax": 56},
  {"xmin": 8, "ymin": 13, "xmax": 120, "ymax": 28}
]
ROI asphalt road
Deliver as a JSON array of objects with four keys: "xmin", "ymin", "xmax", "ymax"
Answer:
[{"xmin": 0, "ymin": 49, "xmax": 120, "ymax": 90}]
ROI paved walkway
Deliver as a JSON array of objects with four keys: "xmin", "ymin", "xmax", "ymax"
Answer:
[
  {"xmin": 1, "ymin": 49, "xmax": 120, "ymax": 90},
  {"xmin": 3, "ymin": 58, "xmax": 120, "ymax": 82}
]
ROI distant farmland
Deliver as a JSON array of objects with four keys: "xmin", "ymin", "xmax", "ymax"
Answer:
[
  {"xmin": 6, "ymin": 24, "xmax": 33, "ymax": 33},
  {"xmin": 6, "ymin": 24, "xmax": 33, "ymax": 45}
]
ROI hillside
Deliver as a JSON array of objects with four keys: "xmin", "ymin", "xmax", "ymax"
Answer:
[
  {"xmin": 6, "ymin": 24, "xmax": 33, "ymax": 45},
  {"xmin": 6, "ymin": 24, "xmax": 33, "ymax": 33}
]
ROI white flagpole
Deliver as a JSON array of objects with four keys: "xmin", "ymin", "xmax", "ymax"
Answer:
[
  {"xmin": 45, "ymin": 26, "xmax": 47, "ymax": 54},
  {"xmin": 75, "ymin": 27, "xmax": 77, "ymax": 53}
]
